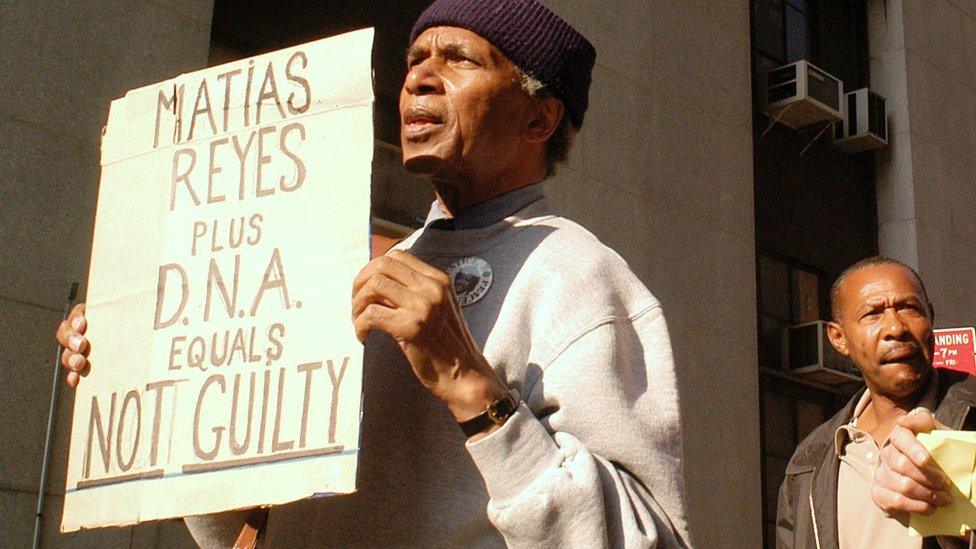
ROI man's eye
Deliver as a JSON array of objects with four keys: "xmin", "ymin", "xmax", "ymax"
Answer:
[
  {"xmin": 449, "ymin": 54, "xmax": 480, "ymax": 67},
  {"xmin": 405, "ymin": 51, "xmax": 427, "ymax": 68}
]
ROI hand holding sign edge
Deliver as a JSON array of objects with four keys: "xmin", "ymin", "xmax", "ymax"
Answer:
[{"xmin": 56, "ymin": 303, "xmax": 90, "ymax": 387}]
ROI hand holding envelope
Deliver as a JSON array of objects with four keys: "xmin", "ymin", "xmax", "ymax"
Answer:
[{"xmin": 909, "ymin": 430, "xmax": 976, "ymax": 538}]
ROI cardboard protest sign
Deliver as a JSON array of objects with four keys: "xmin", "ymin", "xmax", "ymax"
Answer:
[{"xmin": 62, "ymin": 28, "xmax": 374, "ymax": 531}]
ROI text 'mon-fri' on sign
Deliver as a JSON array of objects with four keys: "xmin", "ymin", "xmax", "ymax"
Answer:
[
  {"xmin": 932, "ymin": 327, "xmax": 976, "ymax": 376},
  {"xmin": 62, "ymin": 28, "xmax": 374, "ymax": 532}
]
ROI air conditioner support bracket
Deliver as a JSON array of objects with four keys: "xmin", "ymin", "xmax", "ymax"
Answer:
[
  {"xmin": 761, "ymin": 103, "xmax": 794, "ymax": 139},
  {"xmin": 799, "ymin": 121, "xmax": 834, "ymax": 156}
]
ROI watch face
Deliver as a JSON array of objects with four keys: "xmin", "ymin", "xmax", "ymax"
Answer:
[
  {"xmin": 459, "ymin": 390, "xmax": 520, "ymax": 436},
  {"xmin": 487, "ymin": 391, "xmax": 519, "ymax": 423}
]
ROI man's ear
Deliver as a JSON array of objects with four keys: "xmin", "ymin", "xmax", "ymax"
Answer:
[
  {"xmin": 523, "ymin": 97, "xmax": 564, "ymax": 143},
  {"xmin": 826, "ymin": 321, "xmax": 850, "ymax": 357}
]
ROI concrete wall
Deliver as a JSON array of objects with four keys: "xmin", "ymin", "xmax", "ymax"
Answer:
[
  {"xmin": 543, "ymin": 3, "xmax": 761, "ymax": 547},
  {"xmin": 872, "ymin": 0, "xmax": 976, "ymax": 327},
  {"xmin": 0, "ymin": 1, "xmax": 211, "ymax": 546}
]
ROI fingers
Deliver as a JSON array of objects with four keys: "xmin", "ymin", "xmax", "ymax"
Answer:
[
  {"xmin": 874, "ymin": 457, "xmax": 951, "ymax": 506},
  {"xmin": 354, "ymin": 252, "xmax": 445, "ymax": 294},
  {"xmin": 889, "ymin": 423, "xmax": 938, "ymax": 471},
  {"xmin": 71, "ymin": 303, "xmax": 87, "ymax": 330},
  {"xmin": 57, "ymin": 304, "xmax": 88, "ymax": 352},
  {"xmin": 871, "ymin": 483, "xmax": 938, "ymax": 516},
  {"xmin": 59, "ymin": 329, "xmax": 88, "ymax": 362},
  {"xmin": 56, "ymin": 303, "xmax": 87, "ymax": 345},
  {"xmin": 62, "ymin": 348, "xmax": 82, "ymax": 370},
  {"xmin": 386, "ymin": 250, "xmax": 451, "ymax": 283},
  {"xmin": 897, "ymin": 408, "xmax": 938, "ymax": 434},
  {"xmin": 60, "ymin": 346, "xmax": 90, "ymax": 386},
  {"xmin": 352, "ymin": 273, "xmax": 414, "ymax": 319},
  {"xmin": 353, "ymin": 303, "xmax": 399, "ymax": 343},
  {"xmin": 377, "ymin": 251, "xmax": 458, "ymax": 315},
  {"xmin": 351, "ymin": 252, "xmax": 452, "ymax": 326},
  {"xmin": 897, "ymin": 408, "xmax": 948, "ymax": 433},
  {"xmin": 352, "ymin": 273, "xmax": 433, "ymax": 343},
  {"xmin": 57, "ymin": 303, "xmax": 89, "ymax": 385},
  {"xmin": 872, "ymin": 423, "xmax": 954, "ymax": 517},
  {"xmin": 881, "ymin": 441, "xmax": 950, "ymax": 491}
]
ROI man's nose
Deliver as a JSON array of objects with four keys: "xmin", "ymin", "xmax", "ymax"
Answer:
[
  {"xmin": 880, "ymin": 308, "xmax": 910, "ymax": 339},
  {"xmin": 403, "ymin": 60, "xmax": 444, "ymax": 96}
]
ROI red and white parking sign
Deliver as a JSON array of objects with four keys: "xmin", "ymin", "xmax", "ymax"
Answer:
[{"xmin": 933, "ymin": 327, "xmax": 976, "ymax": 375}]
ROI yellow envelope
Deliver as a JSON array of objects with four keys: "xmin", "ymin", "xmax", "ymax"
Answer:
[{"xmin": 909, "ymin": 430, "xmax": 976, "ymax": 537}]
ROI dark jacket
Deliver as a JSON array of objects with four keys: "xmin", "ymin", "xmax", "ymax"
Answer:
[{"xmin": 776, "ymin": 369, "xmax": 976, "ymax": 549}]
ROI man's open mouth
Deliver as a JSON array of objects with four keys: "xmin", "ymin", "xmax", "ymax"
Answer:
[{"xmin": 402, "ymin": 106, "xmax": 443, "ymax": 138}]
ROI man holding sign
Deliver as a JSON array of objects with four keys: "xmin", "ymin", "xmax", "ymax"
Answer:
[
  {"xmin": 58, "ymin": 0, "xmax": 689, "ymax": 546},
  {"xmin": 777, "ymin": 257, "xmax": 976, "ymax": 548}
]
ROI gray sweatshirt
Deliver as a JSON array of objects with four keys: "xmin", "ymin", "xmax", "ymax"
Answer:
[{"xmin": 186, "ymin": 185, "xmax": 689, "ymax": 547}]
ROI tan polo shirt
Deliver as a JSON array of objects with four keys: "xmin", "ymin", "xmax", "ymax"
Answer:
[{"xmin": 834, "ymin": 380, "xmax": 938, "ymax": 549}]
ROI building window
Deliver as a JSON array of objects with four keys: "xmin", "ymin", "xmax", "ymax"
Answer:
[
  {"xmin": 754, "ymin": 0, "xmax": 785, "ymax": 61},
  {"xmin": 784, "ymin": 0, "xmax": 808, "ymax": 63}
]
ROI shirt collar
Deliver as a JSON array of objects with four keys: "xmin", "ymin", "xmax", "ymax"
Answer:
[
  {"xmin": 850, "ymin": 390, "xmax": 873, "ymax": 425},
  {"xmin": 834, "ymin": 391, "xmax": 873, "ymax": 455},
  {"xmin": 833, "ymin": 372, "xmax": 940, "ymax": 455},
  {"xmin": 424, "ymin": 182, "xmax": 545, "ymax": 231}
]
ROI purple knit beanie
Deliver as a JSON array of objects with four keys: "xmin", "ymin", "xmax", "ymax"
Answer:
[{"xmin": 410, "ymin": 0, "xmax": 596, "ymax": 129}]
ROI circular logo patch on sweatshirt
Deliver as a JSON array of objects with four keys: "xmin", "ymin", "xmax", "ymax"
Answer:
[{"xmin": 446, "ymin": 257, "xmax": 493, "ymax": 307}]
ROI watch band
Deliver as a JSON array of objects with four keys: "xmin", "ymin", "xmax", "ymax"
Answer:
[{"xmin": 458, "ymin": 389, "xmax": 520, "ymax": 437}]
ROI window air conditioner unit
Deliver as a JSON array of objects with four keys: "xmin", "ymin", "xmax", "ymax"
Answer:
[
  {"xmin": 766, "ymin": 60, "xmax": 842, "ymax": 129},
  {"xmin": 783, "ymin": 320, "xmax": 861, "ymax": 385},
  {"xmin": 832, "ymin": 88, "xmax": 888, "ymax": 153}
]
